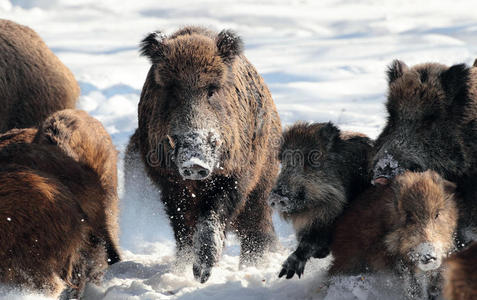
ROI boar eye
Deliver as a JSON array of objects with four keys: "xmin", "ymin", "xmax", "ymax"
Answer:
[
  {"xmin": 297, "ymin": 188, "xmax": 306, "ymax": 200},
  {"xmin": 405, "ymin": 212, "xmax": 413, "ymax": 224},
  {"xmin": 435, "ymin": 212, "xmax": 440, "ymax": 219},
  {"xmin": 207, "ymin": 85, "xmax": 219, "ymax": 98}
]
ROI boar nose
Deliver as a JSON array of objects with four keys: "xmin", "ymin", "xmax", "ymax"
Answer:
[
  {"xmin": 268, "ymin": 192, "xmax": 290, "ymax": 212},
  {"xmin": 183, "ymin": 165, "xmax": 209, "ymax": 177},
  {"xmin": 179, "ymin": 158, "xmax": 212, "ymax": 180},
  {"xmin": 420, "ymin": 253, "xmax": 437, "ymax": 265},
  {"xmin": 372, "ymin": 153, "xmax": 405, "ymax": 185}
]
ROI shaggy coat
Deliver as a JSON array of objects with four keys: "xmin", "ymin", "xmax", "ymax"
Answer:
[
  {"xmin": 0, "ymin": 128, "xmax": 37, "ymax": 148},
  {"xmin": 126, "ymin": 26, "xmax": 281, "ymax": 282},
  {"xmin": 443, "ymin": 242, "xmax": 477, "ymax": 300},
  {"xmin": 34, "ymin": 109, "xmax": 120, "ymax": 262},
  {"xmin": 0, "ymin": 110, "xmax": 120, "ymax": 297},
  {"xmin": 269, "ymin": 122, "xmax": 373, "ymax": 279},
  {"xmin": 330, "ymin": 171, "xmax": 458, "ymax": 299},
  {"xmin": 0, "ymin": 19, "xmax": 79, "ymax": 132},
  {"xmin": 372, "ymin": 60, "xmax": 477, "ymax": 242},
  {"xmin": 0, "ymin": 143, "xmax": 107, "ymax": 298}
]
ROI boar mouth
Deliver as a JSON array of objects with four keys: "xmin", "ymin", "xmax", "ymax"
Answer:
[{"xmin": 372, "ymin": 176, "xmax": 391, "ymax": 186}]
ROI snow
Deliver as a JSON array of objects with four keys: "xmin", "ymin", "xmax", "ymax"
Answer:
[{"xmin": 1, "ymin": 0, "xmax": 476, "ymax": 299}]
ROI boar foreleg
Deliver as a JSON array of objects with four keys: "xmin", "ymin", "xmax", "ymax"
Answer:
[{"xmin": 279, "ymin": 222, "xmax": 333, "ymax": 279}]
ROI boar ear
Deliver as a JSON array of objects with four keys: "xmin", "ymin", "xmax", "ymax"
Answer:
[
  {"xmin": 473, "ymin": 58, "xmax": 477, "ymax": 67},
  {"xmin": 443, "ymin": 180, "xmax": 457, "ymax": 194},
  {"xmin": 216, "ymin": 29, "xmax": 243, "ymax": 64},
  {"xmin": 440, "ymin": 64, "xmax": 470, "ymax": 105},
  {"xmin": 387, "ymin": 60, "xmax": 408, "ymax": 84},
  {"xmin": 140, "ymin": 31, "xmax": 167, "ymax": 63},
  {"xmin": 427, "ymin": 170, "xmax": 443, "ymax": 184},
  {"xmin": 319, "ymin": 122, "xmax": 341, "ymax": 150}
]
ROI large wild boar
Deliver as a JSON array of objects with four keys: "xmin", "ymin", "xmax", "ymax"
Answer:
[
  {"xmin": 0, "ymin": 110, "xmax": 120, "ymax": 298},
  {"xmin": 34, "ymin": 109, "xmax": 121, "ymax": 265},
  {"xmin": 269, "ymin": 122, "xmax": 372, "ymax": 279},
  {"xmin": 443, "ymin": 242, "xmax": 477, "ymax": 300},
  {"xmin": 0, "ymin": 142, "xmax": 107, "ymax": 298},
  {"xmin": 372, "ymin": 60, "xmax": 477, "ymax": 243},
  {"xmin": 0, "ymin": 19, "xmax": 80, "ymax": 132},
  {"xmin": 125, "ymin": 26, "xmax": 281, "ymax": 283},
  {"xmin": 330, "ymin": 171, "xmax": 459, "ymax": 299}
]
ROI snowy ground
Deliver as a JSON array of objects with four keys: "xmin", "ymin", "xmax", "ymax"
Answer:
[{"xmin": 1, "ymin": 0, "xmax": 477, "ymax": 299}]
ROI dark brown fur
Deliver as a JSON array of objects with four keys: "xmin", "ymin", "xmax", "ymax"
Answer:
[
  {"xmin": 34, "ymin": 109, "xmax": 120, "ymax": 262},
  {"xmin": 0, "ymin": 19, "xmax": 79, "ymax": 132},
  {"xmin": 126, "ymin": 26, "xmax": 281, "ymax": 282},
  {"xmin": 0, "ymin": 143, "xmax": 107, "ymax": 298},
  {"xmin": 0, "ymin": 128, "xmax": 37, "ymax": 148},
  {"xmin": 270, "ymin": 122, "xmax": 373, "ymax": 279},
  {"xmin": 330, "ymin": 171, "xmax": 458, "ymax": 298},
  {"xmin": 372, "ymin": 60, "xmax": 477, "ymax": 244},
  {"xmin": 0, "ymin": 110, "xmax": 120, "ymax": 297},
  {"xmin": 443, "ymin": 242, "xmax": 477, "ymax": 300}
]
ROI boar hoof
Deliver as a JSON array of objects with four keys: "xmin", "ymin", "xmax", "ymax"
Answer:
[
  {"xmin": 278, "ymin": 252, "xmax": 306, "ymax": 279},
  {"xmin": 193, "ymin": 263, "xmax": 212, "ymax": 283}
]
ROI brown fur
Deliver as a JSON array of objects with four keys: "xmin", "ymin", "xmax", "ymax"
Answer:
[
  {"xmin": 373, "ymin": 60, "xmax": 477, "ymax": 244},
  {"xmin": 34, "ymin": 109, "xmax": 120, "ymax": 252},
  {"xmin": 0, "ymin": 128, "xmax": 37, "ymax": 148},
  {"xmin": 272, "ymin": 122, "xmax": 373, "ymax": 278},
  {"xmin": 0, "ymin": 19, "xmax": 79, "ymax": 132},
  {"xmin": 330, "ymin": 171, "xmax": 458, "ymax": 275},
  {"xmin": 0, "ymin": 143, "xmax": 107, "ymax": 298},
  {"xmin": 127, "ymin": 26, "xmax": 281, "ymax": 281},
  {"xmin": 0, "ymin": 110, "xmax": 120, "ymax": 297},
  {"xmin": 443, "ymin": 242, "xmax": 477, "ymax": 300},
  {"xmin": 276, "ymin": 123, "xmax": 372, "ymax": 230}
]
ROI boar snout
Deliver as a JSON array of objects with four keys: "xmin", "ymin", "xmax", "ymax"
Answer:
[
  {"xmin": 372, "ymin": 153, "xmax": 404, "ymax": 185},
  {"xmin": 412, "ymin": 242, "xmax": 442, "ymax": 272},
  {"xmin": 268, "ymin": 192, "xmax": 291, "ymax": 213},
  {"xmin": 372, "ymin": 152, "xmax": 425, "ymax": 185},
  {"xmin": 420, "ymin": 253, "xmax": 437, "ymax": 265},
  {"xmin": 180, "ymin": 157, "xmax": 212, "ymax": 180},
  {"xmin": 174, "ymin": 130, "xmax": 221, "ymax": 181}
]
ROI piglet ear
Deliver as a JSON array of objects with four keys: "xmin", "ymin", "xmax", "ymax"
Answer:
[
  {"xmin": 140, "ymin": 31, "xmax": 167, "ymax": 64},
  {"xmin": 443, "ymin": 180, "xmax": 457, "ymax": 194},
  {"xmin": 216, "ymin": 29, "xmax": 243, "ymax": 64},
  {"xmin": 427, "ymin": 170, "xmax": 457, "ymax": 194},
  {"xmin": 319, "ymin": 122, "xmax": 341, "ymax": 150},
  {"xmin": 387, "ymin": 60, "xmax": 408, "ymax": 84},
  {"xmin": 473, "ymin": 58, "xmax": 477, "ymax": 67}
]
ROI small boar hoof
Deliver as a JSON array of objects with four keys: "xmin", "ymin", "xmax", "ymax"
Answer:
[
  {"xmin": 278, "ymin": 253, "xmax": 306, "ymax": 279},
  {"xmin": 193, "ymin": 263, "xmax": 212, "ymax": 283}
]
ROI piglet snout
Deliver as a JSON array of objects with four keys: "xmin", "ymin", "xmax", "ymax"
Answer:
[
  {"xmin": 414, "ymin": 243, "xmax": 442, "ymax": 271},
  {"xmin": 420, "ymin": 253, "xmax": 437, "ymax": 265}
]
